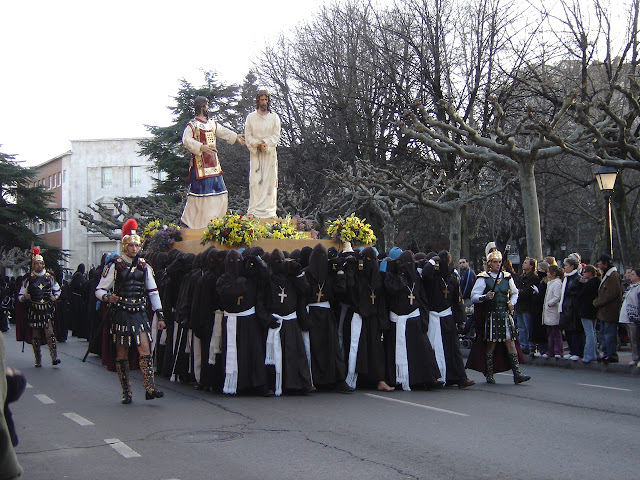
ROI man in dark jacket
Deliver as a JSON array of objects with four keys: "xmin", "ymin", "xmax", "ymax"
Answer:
[
  {"xmin": 593, "ymin": 254, "xmax": 622, "ymax": 363},
  {"xmin": 515, "ymin": 258, "xmax": 539, "ymax": 354}
]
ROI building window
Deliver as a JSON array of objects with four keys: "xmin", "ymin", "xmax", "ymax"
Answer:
[
  {"xmin": 34, "ymin": 220, "xmax": 45, "ymax": 235},
  {"xmin": 130, "ymin": 166, "xmax": 142, "ymax": 187},
  {"xmin": 52, "ymin": 174, "xmax": 56, "ymax": 188},
  {"xmin": 47, "ymin": 212, "xmax": 62, "ymax": 232},
  {"xmin": 102, "ymin": 167, "xmax": 112, "ymax": 189},
  {"xmin": 58, "ymin": 172, "xmax": 62, "ymax": 185},
  {"xmin": 158, "ymin": 170, "xmax": 168, "ymax": 181}
]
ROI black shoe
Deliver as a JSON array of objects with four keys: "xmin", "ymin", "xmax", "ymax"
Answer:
[
  {"xmin": 336, "ymin": 381, "xmax": 355, "ymax": 393},
  {"xmin": 145, "ymin": 389, "xmax": 164, "ymax": 400},
  {"xmin": 514, "ymin": 374, "xmax": 531, "ymax": 384},
  {"xmin": 522, "ymin": 348, "xmax": 531, "ymax": 355},
  {"xmin": 121, "ymin": 394, "xmax": 132, "ymax": 404},
  {"xmin": 194, "ymin": 383, "xmax": 204, "ymax": 391},
  {"xmin": 52, "ymin": 358, "xmax": 61, "ymax": 365},
  {"xmin": 262, "ymin": 387, "xmax": 275, "ymax": 397},
  {"xmin": 458, "ymin": 378, "xmax": 476, "ymax": 389}
]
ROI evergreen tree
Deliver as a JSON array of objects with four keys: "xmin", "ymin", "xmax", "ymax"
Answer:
[{"xmin": 0, "ymin": 147, "xmax": 61, "ymax": 268}]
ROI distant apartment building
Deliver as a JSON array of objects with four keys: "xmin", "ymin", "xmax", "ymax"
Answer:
[{"xmin": 31, "ymin": 138, "xmax": 157, "ymax": 272}]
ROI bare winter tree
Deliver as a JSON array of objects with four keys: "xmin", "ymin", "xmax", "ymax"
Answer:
[{"xmin": 77, "ymin": 196, "xmax": 183, "ymax": 240}]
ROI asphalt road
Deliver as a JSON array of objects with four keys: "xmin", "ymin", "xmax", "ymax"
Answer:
[{"xmin": 4, "ymin": 335, "xmax": 639, "ymax": 480}]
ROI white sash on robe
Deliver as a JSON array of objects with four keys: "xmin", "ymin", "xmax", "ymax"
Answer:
[
  {"xmin": 222, "ymin": 307, "xmax": 255, "ymax": 394},
  {"xmin": 265, "ymin": 311, "xmax": 297, "ymax": 396},
  {"xmin": 303, "ymin": 301, "xmax": 330, "ymax": 386},
  {"xmin": 390, "ymin": 308, "xmax": 421, "ymax": 391},
  {"xmin": 208, "ymin": 310, "xmax": 224, "ymax": 365},
  {"xmin": 345, "ymin": 312, "xmax": 363, "ymax": 389},
  {"xmin": 428, "ymin": 307, "xmax": 452, "ymax": 383}
]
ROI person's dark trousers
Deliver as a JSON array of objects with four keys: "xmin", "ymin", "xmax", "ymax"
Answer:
[
  {"xmin": 599, "ymin": 322, "xmax": 619, "ymax": 360},
  {"xmin": 566, "ymin": 330, "xmax": 585, "ymax": 357}
]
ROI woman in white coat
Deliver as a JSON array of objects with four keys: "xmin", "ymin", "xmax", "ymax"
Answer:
[{"xmin": 542, "ymin": 265, "xmax": 564, "ymax": 358}]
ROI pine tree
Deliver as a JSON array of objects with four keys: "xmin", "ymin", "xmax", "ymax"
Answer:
[{"xmin": 0, "ymin": 147, "xmax": 61, "ymax": 268}]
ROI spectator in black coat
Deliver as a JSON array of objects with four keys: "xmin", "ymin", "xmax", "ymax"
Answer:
[{"xmin": 577, "ymin": 264, "xmax": 601, "ymax": 363}]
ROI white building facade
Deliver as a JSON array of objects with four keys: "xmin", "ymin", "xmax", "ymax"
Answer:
[{"xmin": 34, "ymin": 138, "xmax": 157, "ymax": 272}]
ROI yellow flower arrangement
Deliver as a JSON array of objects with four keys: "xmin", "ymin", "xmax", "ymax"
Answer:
[
  {"xmin": 264, "ymin": 216, "xmax": 306, "ymax": 240},
  {"xmin": 143, "ymin": 219, "xmax": 179, "ymax": 239},
  {"xmin": 201, "ymin": 212, "xmax": 266, "ymax": 246},
  {"xmin": 326, "ymin": 213, "xmax": 377, "ymax": 246},
  {"xmin": 142, "ymin": 219, "xmax": 182, "ymax": 252}
]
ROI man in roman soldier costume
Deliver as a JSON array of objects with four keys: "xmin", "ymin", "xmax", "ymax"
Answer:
[
  {"xmin": 95, "ymin": 219, "xmax": 166, "ymax": 404},
  {"xmin": 18, "ymin": 248, "xmax": 62, "ymax": 367},
  {"xmin": 181, "ymin": 95, "xmax": 245, "ymax": 228},
  {"xmin": 466, "ymin": 248, "xmax": 531, "ymax": 384}
]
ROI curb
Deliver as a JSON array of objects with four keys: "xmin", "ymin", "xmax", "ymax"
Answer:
[
  {"xmin": 522, "ymin": 356, "xmax": 640, "ymax": 376},
  {"xmin": 460, "ymin": 349, "xmax": 640, "ymax": 376}
]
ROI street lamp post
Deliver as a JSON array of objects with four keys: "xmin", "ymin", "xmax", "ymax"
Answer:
[{"xmin": 595, "ymin": 166, "xmax": 618, "ymax": 259}]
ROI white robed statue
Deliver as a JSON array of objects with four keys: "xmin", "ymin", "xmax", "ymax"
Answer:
[{"xmin": 244, "ymin": 87, "xmax": 281, "ymax": 219}]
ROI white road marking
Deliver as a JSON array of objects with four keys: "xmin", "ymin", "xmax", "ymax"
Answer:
[
  {"xmin": 104, "ymin": 438, "xmax": 141, "ymax": 458},
  {"xmin": 496, "ymin": 372, "xmax": 511, "ymax": 376},
  {"xmin": 63, "ymin": 412, "xmax": 94, "ymax": 426},
  {"xmin": 365, "ymin": 393, "xmax": 469, "ymax": 416},
  {"xmin": 34, "ymin": 394, "xmax": 55, "ymax": 404},
  {"xmin": 26, "ymin": 383, "xmax": 33, "ymax": 388},
  {"xmin": 578, "ymin": 383, "xmax": 632, "ymax": 392}
]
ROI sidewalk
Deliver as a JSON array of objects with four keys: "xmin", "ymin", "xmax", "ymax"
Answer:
[
  {"xmin": 461, "ymin": 342, "xmax": 640, "ymax": 376},
  {"xmin": 522, "ymin": 343, "xmax": 640, "ymax": 376}
]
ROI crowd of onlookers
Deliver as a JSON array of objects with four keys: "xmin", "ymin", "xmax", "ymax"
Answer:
[{"xmin": 461, "ymin": 251, "xmax": 638, "ymax": 367}]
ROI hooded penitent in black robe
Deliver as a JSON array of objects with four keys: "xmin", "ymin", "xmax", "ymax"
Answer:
[
  {"xmin": 159, "ymin": 251, "xmax": 191, "ymax": 377},
  {"xmin": 384, "ymin": 250, "xmax": 440, "ymax": 390},
  {"xmin": 191, "ymin": 248, "xmax": 223, "ymax": 391},
  {"xmin": 217, "ymin": 249, "xmax": 269, "ymax": 394},
  {"xmin": 171, "ymin": 253, "xmax": 198, "ymax": 382},
  {"xmin": 341, "ymin": 247, "xmax": 392, "ymax": 388},
  {"xmin": 264, "ymin": 249, "xmax": 312, "ymax": 394},
  {"xmin": 421, "ymin": 250, "xmax": 469, "ymax": 385},
  {"xmin": 302, "ymin": 244, "xmax": 347, "ymax": 388}
]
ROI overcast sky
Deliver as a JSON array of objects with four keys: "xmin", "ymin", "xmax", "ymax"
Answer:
[{"xmin": 0, "ymin": 0, "xmax": 331, "ymax": 166}]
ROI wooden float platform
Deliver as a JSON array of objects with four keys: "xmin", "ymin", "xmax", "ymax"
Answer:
[{"xmin": 173, "ymin": 228, "xmax": 336, "ymax": 254}]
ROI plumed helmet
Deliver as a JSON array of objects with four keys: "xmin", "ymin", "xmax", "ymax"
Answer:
[
  {"xmin": 485, "ymin": 241, "xmax": 497, "ymax": 257},
  {"xmin": 121, "ymin": 219, "xmax": 141, "ymax": 254},
  {"xmin": 487, "ymin": 249, "xmax": 503, "ymax": 263},
  {"xmin": 31, "ymin": 246, "xmax": 44, "ymax": 268}
]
